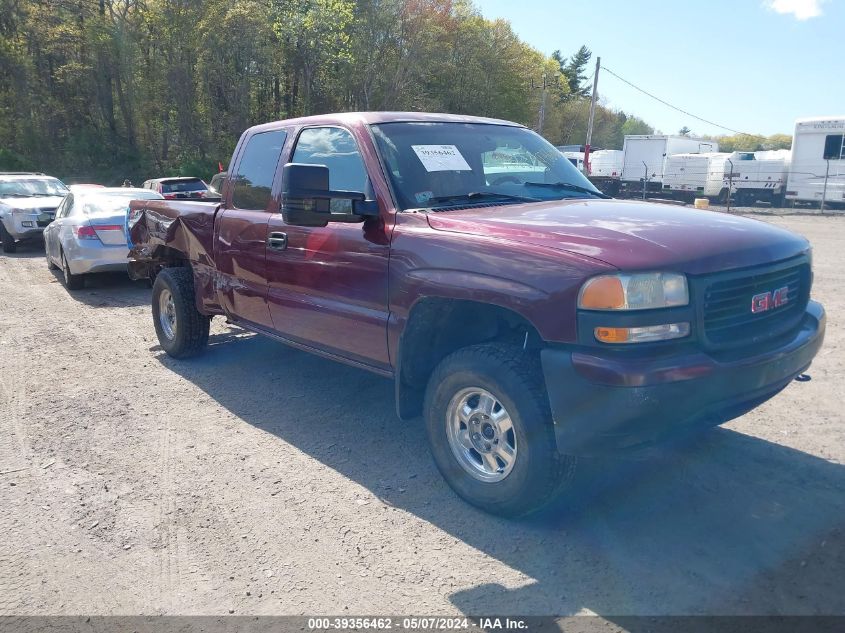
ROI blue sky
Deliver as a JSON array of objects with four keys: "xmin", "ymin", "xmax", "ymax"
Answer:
[{"xmin": 473, "ymin": 0, "xmax": 843, "ymax": 137}]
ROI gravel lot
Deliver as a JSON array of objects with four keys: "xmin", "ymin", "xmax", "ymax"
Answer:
[{"xmin": 1, "ymin": 214, "xmax": 843, "ymax": 617}]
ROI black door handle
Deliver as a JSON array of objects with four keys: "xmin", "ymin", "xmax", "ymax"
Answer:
[{"xmin": 267, "ymin": 231, "xmax": 287, "ymax": 251}]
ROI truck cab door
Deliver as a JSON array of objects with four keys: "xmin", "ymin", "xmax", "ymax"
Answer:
[
  {"xmin": 213, "ymin": 128, "xmax": 288, "ymax": 329},
  {"xmin": 265, "ymin": 125, "xmax": 392, "ymax": 371}
]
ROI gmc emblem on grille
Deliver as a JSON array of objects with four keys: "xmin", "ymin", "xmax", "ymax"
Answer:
[{"xmin": 751, "ymin": 286, "xmax": 789, "ymax": 313}]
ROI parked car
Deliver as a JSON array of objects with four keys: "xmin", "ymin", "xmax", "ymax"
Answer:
[
  {"xmin": 142, "ymin": 176, "xmax": 210, "ymax": 200},
  {"xmin": 68, "ymin": 184, "xmax": 106, "ymax": 193},
  {"xmin": 0, "ymin": 172, "xmax": 69, "ymax": 253},
  {"xmin": 127, "ymin": 112, "xmax": 825, "ymax": 517},
  {"xmin": 44, "ymin": 187, "xmax": 163, "ymax": 289}
]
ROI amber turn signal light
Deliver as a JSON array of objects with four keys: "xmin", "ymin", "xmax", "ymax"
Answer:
[
  {"xmin": 594, "ymin": 322, "xmax": 691, "ymax": 344},
  {"xmin": 579, "ymin": 276, "xmax": 625, "ymax": 310},
  {"xmin": 594, "ymin": 327, "xmax": 630, "ymax": 343}
]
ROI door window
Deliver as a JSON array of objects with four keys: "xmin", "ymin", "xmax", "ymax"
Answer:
[
  {"xmin": 292, "ymin": 127, "xmax": 368, "ymax": 212},
  {"xmin": 232, "ymin": 129, "xmax": 288, "ymax": 210}
]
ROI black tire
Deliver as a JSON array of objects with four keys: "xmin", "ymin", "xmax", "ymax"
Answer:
[
  {"xmin": 61, "ymin": 250, "xmax": 85, "ymax": 290},
  {"xmin": 0, "ymin": 223, "xmax": 17, "ymax": 253},
  {"xmin": 151, "ymin": 267, "xmax": 210, "ymax": 359},
  {"xmin": 46, "ymin": 249, "xmax": 58, "ymax": 270},
  {"xmin": 424, "ymin": 343, "xmax": 576, "ymax": 517}
]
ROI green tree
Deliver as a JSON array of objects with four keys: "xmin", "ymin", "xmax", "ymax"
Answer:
[
  {"xmin": 0, "ymin": 0, "xmax": 663, "ymax": 182},
  {"xmin": 552, "ymin": 45, "xmax": 592, "ymax": 100}
]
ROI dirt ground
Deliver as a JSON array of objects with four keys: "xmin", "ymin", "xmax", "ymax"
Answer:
[{"xmin": 0, "ymin": 215, "xmax": 843, "ymax": 617}]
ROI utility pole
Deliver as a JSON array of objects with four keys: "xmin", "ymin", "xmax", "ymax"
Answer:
[
  {"xmin": 584, "ymin": 56, "xmax": 601, "ymax": 175},
  {"xmin": 642, "ymin": 161, "xmax": 648, "ymax": 200},
  {"xmin": 726, "ymin": 158, "xmax": 734, "ymax": 213}
]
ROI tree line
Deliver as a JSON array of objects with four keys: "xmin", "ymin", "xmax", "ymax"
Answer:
[{"xmin": 6, "ymin": 0, "xmax": 773, "ymax": 186}]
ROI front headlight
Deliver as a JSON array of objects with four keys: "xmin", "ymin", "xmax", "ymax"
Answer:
[{"xmin": 578, "ymin": 272, "xmax": 689, "ymax": 311}]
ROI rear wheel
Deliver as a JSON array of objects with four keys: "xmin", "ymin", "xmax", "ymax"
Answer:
[
  {"xmin": 151, "ymin": 267, "xmax": 210, "ymax": 359},
  {"xmin": 61, "ymin": 251, "xmax": 85, "ymax": 290},
  {"xmin": 0, "ymin": 224, "xmax": 17, "ymax": 253},
  {"xmin": 46, "ymin": 246, "xmax": 58, "ymax": 270},
  {"xmin": 424, "ymin": 343, "xmax": 576, "ymax": 517}
]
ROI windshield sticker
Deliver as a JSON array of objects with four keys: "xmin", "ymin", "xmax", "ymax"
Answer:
[
  {"xmin": 414, "ymin": 191, "xmax": 434, "ymax": 204},
  {"xmin": 412, "ymin": 145, "xmax": 472, "ymax": 172}
]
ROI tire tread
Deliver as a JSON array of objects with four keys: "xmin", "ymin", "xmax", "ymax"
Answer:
[
  {"xmin": 152, "ymin": 267, "xmax": 210, "ymax": 358},
  {"xmin": 425, "ymin": 343, "xmax": 576, "ymax": 517}
]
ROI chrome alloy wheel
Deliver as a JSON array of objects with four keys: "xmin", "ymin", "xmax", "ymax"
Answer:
[
  {"xmin": 446, "ymin": 387, "xmax": 517, "ymax": 483},
  {"xmin": 158, "ymin": 288, "xmax": 177, "ymax": 340}
]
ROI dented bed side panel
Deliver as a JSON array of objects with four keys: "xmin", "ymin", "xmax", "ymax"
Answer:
[{"xmin": 128, "ymin": 199, "xmax": 224, "ymax": 315}]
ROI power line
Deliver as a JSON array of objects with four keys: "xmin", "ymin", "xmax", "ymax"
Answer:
[{"xmin": 601, "ymin": 66, "xmax": 768, "ymax": 140}]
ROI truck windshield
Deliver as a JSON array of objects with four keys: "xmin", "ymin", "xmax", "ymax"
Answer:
[{"xmin": 370, "ymin": 121, "xmax": 604, "ymax": 210}]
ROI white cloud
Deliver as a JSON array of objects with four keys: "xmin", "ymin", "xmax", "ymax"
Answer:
[{"xmin": 764, "ymin": 0, "xmax": 825, "ymax": 20}]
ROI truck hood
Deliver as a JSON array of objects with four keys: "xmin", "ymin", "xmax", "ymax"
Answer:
[
  {"xmin": 425, "ymin": 198, "xmax": 809, "ymax": 275},
  {"xmin": 0, "ymin": 195, "xmax": 64, "ymax": 211}
]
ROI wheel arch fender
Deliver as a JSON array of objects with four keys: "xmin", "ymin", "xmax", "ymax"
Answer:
[{"xmin": 394, "ymin": 293, "xmax": 547, "ymax": 421}]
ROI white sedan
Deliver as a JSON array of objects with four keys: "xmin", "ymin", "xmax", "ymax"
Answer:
[{"xmin": 44, "ymin": 188, "xmax": 163, "ymax": 290}]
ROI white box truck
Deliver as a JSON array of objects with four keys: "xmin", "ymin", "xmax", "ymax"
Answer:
[
  {"xmin": 587, "ymin": 149, "xmax": 624, "ymax": 195},
  {"xmin": 663, "ymin": 151, "xmax": 791, "ymax": 205},
  {"xmin": 620, "ymin": 135, "xmax": 718, "ymax": 196},
  {"xmin": 561, "ymin": 151, "xmax": 585, "ymax": 171},
  {"xmin": 786, "ymin": 116, "xmax": 845, "ymax": 210},
  {"xmin": 662, "ymin": 152, "xmax": 724, "ymax": 200}
]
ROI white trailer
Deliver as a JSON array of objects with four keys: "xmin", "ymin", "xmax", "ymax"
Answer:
[
  {"xmin": 662, "ymin": 151, "xmax": 790, "ymax": 205},
  {"xmin": 786, "ymin": 116, "xmax": 845, "ymax": 209},
  {"xmin": 662, "ymin": 152, "xmax": 725, "ymax": 199},
  {"xmin": 620, "ymin": 135, "xmax": 718, "ymax": 195},
  {"xmin": 589, "ymin": 149, "xmax": 624, "ymax": 178},
  {"xmin": 725, "ymin": 151, "xmax": 791, "ymax": 205},
  {"xmin": 587, "ymin": 149, "xmax": 624, "ymax": 195}
]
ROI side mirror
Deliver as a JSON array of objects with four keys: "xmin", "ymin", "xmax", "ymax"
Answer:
[{"xmin": 281, "ymin": 163, "xmax": 379, "ymax": 227}]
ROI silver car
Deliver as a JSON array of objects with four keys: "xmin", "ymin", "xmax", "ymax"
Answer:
[
  {"xmin": 44, "ymin": 188, "xmax": 163, "ymax": 290},
  {"xmin": 0, "ymin": 173, "xmax": 69, "ymax": 253}
]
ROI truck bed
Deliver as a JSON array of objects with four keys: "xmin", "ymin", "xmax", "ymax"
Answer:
[{"xmin": 127, "ymin": 198, "xmax": 221, "ymax": 279}]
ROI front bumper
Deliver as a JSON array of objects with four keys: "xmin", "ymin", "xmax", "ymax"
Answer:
[
  {"xmin": 2, "ymin": 214, "xmax": 46, "ymax": 240},
  {"xmin": 541, "ymin": 301, "xmax": 825, "ymax": 455}
]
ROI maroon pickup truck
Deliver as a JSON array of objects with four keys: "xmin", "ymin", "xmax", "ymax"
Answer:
[{"xmin": 128, "ymin": 112, "xmax": 825, "ymax": 517}]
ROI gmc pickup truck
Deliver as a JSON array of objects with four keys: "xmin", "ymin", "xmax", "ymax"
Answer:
[{"xmin": 128, "ymin": 112, "xmax": 825, "ymax": 517}]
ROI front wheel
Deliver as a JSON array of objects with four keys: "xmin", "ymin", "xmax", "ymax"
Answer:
[
  {"xmin": 151, "ymin": 267, "xmax": 210, "ymax": 359},
  {"xmin": 424, "ymin": 343, "xmax": 576, "ymax": 517}
]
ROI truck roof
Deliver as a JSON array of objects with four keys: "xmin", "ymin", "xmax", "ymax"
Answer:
[
  {"xmin": 794, "ymin": 115, "xmax": 845, "ymax": 124},
  {"xmin": 246, "ymin": 111, "xmax": 525, "ymax": 134}
]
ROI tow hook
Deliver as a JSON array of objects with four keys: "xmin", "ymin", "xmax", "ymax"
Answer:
[{"xmin": 795, "ymin": 373, "xmax": 811, "ymax": 382}]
